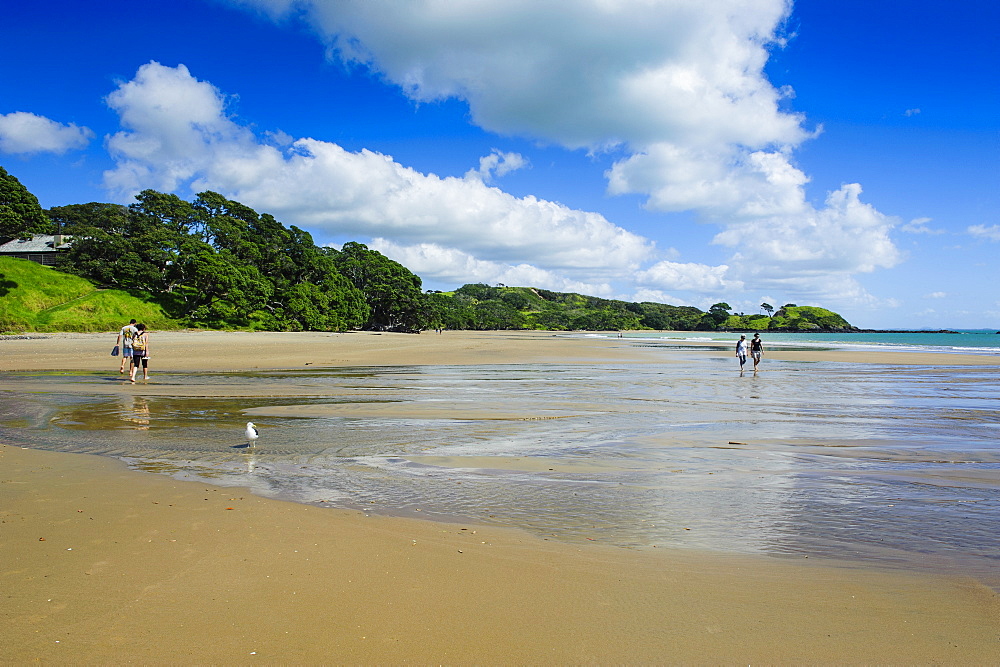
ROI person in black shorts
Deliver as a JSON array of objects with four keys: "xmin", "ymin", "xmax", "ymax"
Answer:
[
  {"xmin": 129, "ymin": 323, "xmax": 150, "ymax": 383},
  {"xmin": 750, "ymin": 332, "xmax": 763, "ymax": 370}
]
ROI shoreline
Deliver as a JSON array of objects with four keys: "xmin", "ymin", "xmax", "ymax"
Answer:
[
  {"xmin": 3, "ymin": 330, "xmax": 999, "ymax": 661},
  {"xmin": 2, "ymin": 328, "xmax": 999, "ymax": 372}
]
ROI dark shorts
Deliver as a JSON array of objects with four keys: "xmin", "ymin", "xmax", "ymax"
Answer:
[{"xmin": 132, "ymin": 353, "xmax": 148, "ymax": 368}]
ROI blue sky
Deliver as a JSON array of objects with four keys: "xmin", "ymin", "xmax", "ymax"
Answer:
[{"xmin": 2, "ymin": 0, "xmax": 997, "ymax": 328}]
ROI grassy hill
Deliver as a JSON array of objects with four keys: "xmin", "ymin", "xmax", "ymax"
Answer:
[
  {"xmin": 0, "ymin": 257, "xmax": 180, "ymax": 332},
  {"xmin": 429, "ymin": 284, "xmax": 855, "ymax": 332},
  {"xmin": 426, "ymin": 284, "xmax": 706, "ymax": 331},
  {"xmin": 723, "ymin": 305, "xmax": 853, "ymax": 331}
]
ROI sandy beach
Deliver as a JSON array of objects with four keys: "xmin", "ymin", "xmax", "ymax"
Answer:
[{"xmin": 2, "ymin": 330, "xmax": 999, "ymax": 662}]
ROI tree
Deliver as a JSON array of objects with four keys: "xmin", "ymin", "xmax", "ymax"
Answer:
[
  {"xmin": 51, "ymin": 198, "xmax": 176, "ymax": 292},
  {"xmin": 52, "ymin": 189, "xmax": 369, "ymax": 331},
  {"xmin": 454, "ymin": 283, "xmax": 501, "ymax": 301},
  {"xmin": 637, "ymin": 302, "xmax": 703, "ymax": 330},
  {"xmin": 705, "ymin": 302, "xmax": 732, "ymax": 328},
  {"xmin": 760, "ymin": 302, "xmax": 774, "ymax": 317},
  {"xmin": 331, "ymin": 242, "xmax": 426, "ymax": 331},
  {"xmin": 0, "ymin": 166, "xmax": 51, "ymax": 239}
]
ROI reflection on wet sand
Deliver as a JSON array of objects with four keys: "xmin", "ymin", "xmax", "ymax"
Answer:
[
  {"xmin": 121, "ymin": 394, "xmax": 151, "ymax": 430},
  {"xmin": 1, "ymin": 359, "xmax": 998, "ymax": 580}
]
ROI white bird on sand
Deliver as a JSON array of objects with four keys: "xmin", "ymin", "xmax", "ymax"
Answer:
[{"xmin": 245, "ymin": 421, "xmax": 259, "ymax": 449}]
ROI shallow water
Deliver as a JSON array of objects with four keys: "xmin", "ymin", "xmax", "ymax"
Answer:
[{"xmin": 2, "ymin": 353, "xmax": 999, "ymax": 579}]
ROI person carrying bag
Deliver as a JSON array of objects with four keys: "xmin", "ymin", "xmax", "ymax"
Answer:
[{"xmin": 128, "ymin": 324, "xmax": 150, "ymax": 383}]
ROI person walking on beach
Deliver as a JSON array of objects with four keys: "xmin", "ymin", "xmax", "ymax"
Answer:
[
  {"xmin": 736, "ymin": 334, "xmax": 748, "ymax": 371},
  {"xmin": 129, "ymin": 323, "xmax": 150, "ymax": 384},
  {"xmin": 116, "ymin": 319, "xmax": 138, "ymax": 374},
  {"xmin": 750, "ymin": 332, "xmax": 764, "ymax": 370}
]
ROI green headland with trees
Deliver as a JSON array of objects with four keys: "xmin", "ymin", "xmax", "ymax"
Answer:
[{"xmin": 2, "ymin": 165, "xmax": 855, "ymax": 334}]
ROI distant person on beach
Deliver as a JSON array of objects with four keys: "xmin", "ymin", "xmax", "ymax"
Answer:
[
  {"xmin": 736, "ymin": 334, "xmax": 748, "ymax": 370},
  {"xmin": 116, "ymin": 319, "xmax": 138, "ymax": 374},
  {"xmin": 129, "ymin": 323, "xmax": 150, "ymax": 383},
  {"xmin": 750, "ymin": 332, "xmax": 763, "ymax": 370}
]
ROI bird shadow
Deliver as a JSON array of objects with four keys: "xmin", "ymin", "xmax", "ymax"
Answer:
[{"xmin": 231, "ymin": 443, "xmax": 257, "ymax": 451}]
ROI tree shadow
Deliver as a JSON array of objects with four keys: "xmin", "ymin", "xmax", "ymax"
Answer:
[{"xmin": 0, "ymin": 273, "xmax": 17, "ymax": 297}]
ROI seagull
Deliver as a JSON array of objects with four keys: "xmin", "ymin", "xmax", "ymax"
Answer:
[{"xmin": 245, "ymin": 421, "xmax": 259, "ymax": 449}]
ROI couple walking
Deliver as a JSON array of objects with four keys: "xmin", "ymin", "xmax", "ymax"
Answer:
[
  {"xmin": 115, "ymin": 319, "xmax": 150, "ymax": 383},
  {"xmin": 736, "ymin": 332, "xmax": 763, "ymax": 372}
]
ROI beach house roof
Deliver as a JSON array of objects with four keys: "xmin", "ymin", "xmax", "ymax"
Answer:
[{"xmin": 0, "ymin": 234, "xmax": 73, "ymax": 266}]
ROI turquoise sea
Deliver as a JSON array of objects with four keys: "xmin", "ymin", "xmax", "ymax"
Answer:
[{"xmin": 613, "ymin": 329, "xmax": 1000, "ymax": 355}]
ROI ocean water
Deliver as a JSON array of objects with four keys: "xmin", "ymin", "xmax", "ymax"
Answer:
[
  {"xmin": 1, "ymin": 344, "xmax": 998, "ymax": 581},
  {"xmin": 615, "ymin": 329, "xmax": 1000, "ymax": 355}
]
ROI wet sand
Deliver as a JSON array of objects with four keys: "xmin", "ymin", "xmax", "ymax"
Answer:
[
  {"xmin": 4, "ymin": 443, "xmax": 1000, "ymax": 663},
  {"xmin": 2, "ymin": 330, "xmax": 1000, "ymax": 662}
]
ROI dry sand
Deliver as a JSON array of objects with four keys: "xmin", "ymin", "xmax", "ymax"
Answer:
[{"xmin": 2, "ymin": 330, "xmax": 999, "ymax": 662}]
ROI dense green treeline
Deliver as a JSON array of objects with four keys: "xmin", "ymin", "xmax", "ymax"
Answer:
[
  {"xmin": 45, "ymin": 191, "xmax": 425, "ymax": 332},
  {"xmin": 424, "ymin": 283, "xmax": 708, "ymax": 331},
  {"xmin": 1, "ymin": 165, "xmax": 855, "ymax": 333}
]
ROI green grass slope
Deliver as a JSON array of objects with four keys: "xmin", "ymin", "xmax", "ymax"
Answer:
[
  {"xmin": 0, "ymin": 257, "xmax": 179, "ymax": 332},
  {"xmin": 723, "ymin": 305, "xmax": 853, "ymax": 331}
]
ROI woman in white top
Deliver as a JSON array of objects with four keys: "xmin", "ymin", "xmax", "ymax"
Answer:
[{"xmin": 736, "ymin": 334, "xmax": 748, "ymax": 371}]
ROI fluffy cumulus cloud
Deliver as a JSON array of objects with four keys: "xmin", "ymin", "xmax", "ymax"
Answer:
[
  {"xmin": 237, "ymin": 0, "xmax": 804, "ymax": 150},
  {"xmin": 636, "ymin": 260, "xmax": 741, "ymax": 293},
  {"xmin": 0, "ymin": 111, "xmax": 93, "ymax": 154},
  {"xmin": 104, "ymin": 63, "xmax": 256, "ymax": 194},
  {"xmin": 103, "ymin": 62, "xmax": 653, "ymax": 284},
  {"xmin": 716, "ymin": 184, "xmax": 900, "ymax": 274},
  {"xmin": 465, "ymin": 149, "xmax": 529, "ymax": 183},
  {"xmin": 368, "ymin": 239, "xmax": 614, "ymax": 295}
]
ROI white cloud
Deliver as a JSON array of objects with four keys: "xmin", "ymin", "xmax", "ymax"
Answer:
[
  {"xmin": 924, "ymin": 292, "xmax": 947, "ymax": 299},
  {"xmin": 236, "ymin": 0, "xmax": 806, "ymax": 153},
  {"xmin": 631, "ymin": 288, "xmax": 689, "ymax": 305},
  {"xmin": 606, "ymin": 144, "xmax": 810, "ymax": 217},
  {"xmin": 904, "ymin": 108, "xmax": 921, "ymax": 117},
  {"xmin": 636, "ymin": 259, "xmax": 741, "ymax": 293},
  {"xmin": 0, "ymin": 111, "xmax": 93, "ymax": 154},
  {"xmin": 368, "ymin": 239, "xmax": 613, "ymax": 295},
  {"xmin": 715, "ymin": 183, "xmax": 901, "ymax": 282},
  {"xmin": 103, "ymin": 62, "xmax": 653, "ymax": 282},
  {"xmin": 900, "ymin": 217, "xmax": 944, "ymax": 235},
  {"xmin": 968, "ymin": 224, "xmax": 1000, "ymax": 241},
  {"xmin": 104, "ymin": 62, "xmax": 255, "ymax": 194},
  {"xmin": 465, "ymin": 149, "xmax": 529, "ymax": 183}
]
